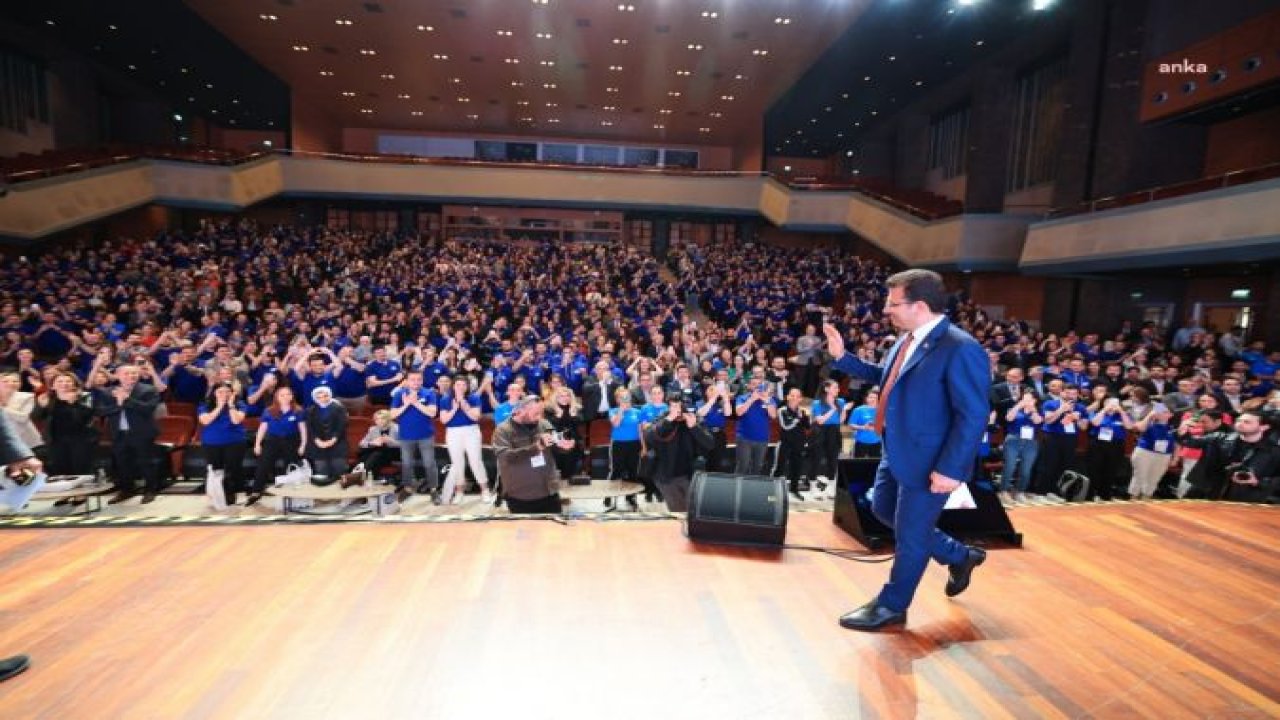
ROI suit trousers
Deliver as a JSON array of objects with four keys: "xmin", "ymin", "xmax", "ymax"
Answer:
[
  {"xmin": 1036, "ymin": 433, "xmax": 1080, "ymax": 494},
  {"xmin": 870, "ymin": 458, "xmax": 969, "ymax": 613},
  {"xmin": 112, "ymin": 432, "xmax": 160, "ymax": 494}
]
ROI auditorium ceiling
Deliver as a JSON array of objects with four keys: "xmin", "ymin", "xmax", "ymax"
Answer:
[{"xmin": 182, "ymin": 0, "xmax": 873, "ymax": 146}]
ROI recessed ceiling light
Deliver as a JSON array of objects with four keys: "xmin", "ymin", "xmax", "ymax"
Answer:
[
  {"xmin": 659, "ymin": 109, "xmax": 673, "ymax": 114},
  {"xmin": 601, "ymin": 120, "xmax": 613, "ymax": 126},
  {"xmin": 467, "ymin": 113, "xmax": 479, "ymax": 119},
  {"xmin": 205, "ymin": 83, "xmax": 214, "ymax": 89},
  {"xmin": 751, "ymin": 49, "xmax": 769, "ymax": 56},
  {"xmin": 108, "ymin": 24, "xmax": 118, "ymax": 31},
  {"xmin": 734, "ymin": 74, "xmax": 746, "ymax": 81},
  {"xmin": 127, "ymin": 64, "xmax": 137, "ymax": 70},
  {"xmin": 411, "ymin": 111, "xmax": 424, "ymax": 116},
  {"xmin": 976, "ymin": 40, "xmax": 985, "ymax": 46},
  {"xmin": 668, "ymin": 91, "xmax": 681, "ymax": 97},
  {"xmin": 319, "ymin": 70, "xmax": 335, "ymax": 76},
  {"xmin": 653, "ymin": 123, "xmax": 665, "ymax": 129},
  {"xmin": 398, "ymin": 93, "xmax": 411, "ymax": 99},
  {"xmin": 432, "ymin": 54, "xmax": 449, "ymax": 60},
  {"xmin": 548, "ymin": 118, "xmax": 560, "ymax": 123},
  {"xmin": 535, "ymin": 32, "xmax": 553, "ymax": 39},
  {"xmin": 259, "ymin": 14, "xmax": 278, "ymax": 21},
  {"xmin": 517, "ymin": 100, "xmax": 530, "ymax": 105},
  {"xmin": 542, "ymin": 83, "xmax": 557, "ymax": 89},
  {"xmin": 825, "ymin": 106, "xmax": 832, "ymax": 111},
  {"xmin": 616, "ymin": 4, "xmax": 635, "ymax": 12},
  {"xmin": 504, "ymin": 58, "xmax": 520, "ymax": 64},
  {"xmin": 510, "ymin": 81, "xmax": 524, "ymax": 87},
  {"xmin": 292, "ymin": 45, "xmax": 310, "ymax": 52},
  {"xmin": 888, "ymin": 55, "xmax": 896, "ymax": 61},
  {"xmin": 532, "ymin": 0, "xmax": 549, "ymax": 4},
  {"xmin": 539, "ymin": 60, "xmax": 556, "ymax": 66},
  {"xmin": 608, "ymin": 65, "xmax": 623, "ymax": 71},
  {"xmin": 687, "ymin": 44, "xmax": 704, "ymax": 50},
  {"xmin": 417, "ymin": 25, "xmax": 434, "ymax": 31},
  {"xmin": 380, "ymin": 73, "xmax": 396, "ymax": 79},
  {"xmin": 720, "ymin": 95, "xmax": 735, "ymax": 101},
  {"xmin": 545, "ymin": 102, "xmax": 558, "ymax": 107},
  {"xmin": 458, "ymin": 97, "xmax": 471, "ymax": 102},
  {"xmin": 335, "ymin": 19, "xmax": 353, "ymax": 26},
  {"xmin": 709, "ymin": 111, "xmax": 722, "ymax": 118},
  {"xmin": 700, "ymin": 10, "xmax": 718, "ymax": 19},
  {"xmin": 675, "ymin": 70, "xmax": 691, "ymax": 76},
  {"xmin": 864, "ymin": 76, "xmax": 871, "ymax": 81},
  {"xmin": 360, "ymin": 108, "xmax": 373, "ymax": 114},
  {"xmin": 450, "ymin": 77, "xmax": 462, "ymax": 84},
  {"xmin": 606, "ymin": 87, "xmax": 619, "ymax": 93},
  {"xmin": 870, "ymin": 110, "xmax": 878, "ymax": 116},
  {"xmin": 341, "ymin": 91, "xmax": 356, "ymax": 97},
  {"xmin": 699, "ymin": 127, "xmax": 711, "ymax": 133},
  {"xmin": 358, "ymin": 49, "xmax": 377, "ymax": 56},
  {"xmin": 774, "ymin": 17, "xmax": 792, "ymax": 24},
  {"xmin": 496, "ymin": 30, "xmax": 514, "ymax": 36},
  {"xmin": 181, "ymin": 67, "xmax": 189, "ymax": 73},
  {"xmin": 915, "ymin": 80, "xmax": 924, "ymax": 86},
  {"xmin": 612, "ymin": 38, "xmax": 629, "ymax": 45}
]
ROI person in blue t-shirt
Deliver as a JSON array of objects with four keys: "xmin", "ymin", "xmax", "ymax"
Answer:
[
  {"xmin": 1037, "ymin": 383, "xmax": 1088, "ymax": 495},
  {"xmin": 493, "ymin": 383, "xmax": 526, "ymax": 425},
  {"xmin": 607, "ymin": 387, "xmax": 643, "ymax": 511},
  {"xmin": 811, "ymin": 380, "xmax": 850, "ymax": 489},
  {"xmin": 329, "ymin": 347, "xmax": 369, "ymax": 412},
  {"xmin": 1086, "ymin": 395, "xmax": 1128, "ymax": 499},
  {"xmin": 696, "ymin": 372, "xmax": 734, "ymax": 473},
  {"xmin": 364, "ymin": 346, "xmax": 404, "ymax": 406},
  {"xmin": 438, "ymin": 376, "xmax": 491, "ymax": 505},
  {"xmin": 249, "ymin": 386, "xmax": 307, "ymax": 506},
  {"xmin": 291, "ymin": 352, "xmax": 336, "ymax": 408},
  {"xmin": 1127, "ymin": 403, "xmax": 1176, "ymax": 499},
  {"xmin": 197, "ymin": 382, "xmax": 247, "ymax": 507},
  {"xmin": 637, "ymin": 385, "xmax": 670, "ymax": 504},
  {"xmin": 733, "ymin": 369, "xmax": 777, "ymax": 475},
  {"xmin": 162, "ymin": 345, "xmax": 208, "ymax": 403},
  {"xmin": 390, "ymin": 370, "xmax": 438, "ymax": 499},
  {"xmin": 847, "ymin": 389, "xmax": 882, "ymax": 459},
  {"xmin": 1002, "ymin": 389, "xmax": 1043, "ymax": 498}
]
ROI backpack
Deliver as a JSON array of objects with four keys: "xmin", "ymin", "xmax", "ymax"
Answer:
[{"xmin": 1057, "ymin": 470, "xmax": 1090, "ymax": 502}]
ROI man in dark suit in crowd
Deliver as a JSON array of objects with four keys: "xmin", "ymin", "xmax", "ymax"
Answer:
[
  {"xmin": 824, "ymin": 269, "xmax": 989, "ymax": 632},
  {"xmin": 0, "ymin": 412, "xmax": 38, "ymax": 681},
  {"xmin": 582, "ymin": 360, "xmax": 621, "ymax": 439},
  {"xmin": 96, "ymin": 365, "xmax": 162, "ymax": 504},
  {"xmin": 989, "ymin": 367, "xmax": 1025, "ymax": 419}
]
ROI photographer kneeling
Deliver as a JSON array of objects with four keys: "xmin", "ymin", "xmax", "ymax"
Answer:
[
  {"xmin": 1178, "ymin": 410, "xmax": 1280, "ymax": 503},
  {"xmin": 492, "ymin": 395, "xmax": 573, "ymax": 514},
  {"xmin": 643, "ymin": 396, "xmax": 714, "ymax": 512}
]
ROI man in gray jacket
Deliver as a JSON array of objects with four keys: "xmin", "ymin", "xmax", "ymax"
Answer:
[{"xmin": 492, "ymin": 396, "xmax": 573, "ymax": 513}]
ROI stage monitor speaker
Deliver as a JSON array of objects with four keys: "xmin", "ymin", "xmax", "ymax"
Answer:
[
  {"xmin": 833, "ymin": 458, "xmax": 1023, "ymax": 549},
  {"xmin": 687, "ymin": 472, "xmax": 788, "ymax": 546}
]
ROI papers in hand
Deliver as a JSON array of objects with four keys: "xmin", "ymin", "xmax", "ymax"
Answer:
[{"xmin": 943, "ymin": 482, "xmax": 977, "ymax": 510}]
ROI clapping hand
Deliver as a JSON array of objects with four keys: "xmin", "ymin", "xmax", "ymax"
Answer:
[{"xmin": 822, "ymin": 323, "xmax": 845, "ymax": 359}]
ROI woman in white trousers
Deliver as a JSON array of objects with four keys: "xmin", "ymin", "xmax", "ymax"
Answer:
[{"xmin": 439, "ymin": 377, "xmax": 491, "ymax": 504}]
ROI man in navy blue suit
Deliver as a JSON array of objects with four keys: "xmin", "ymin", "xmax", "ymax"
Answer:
[{"xmin": 823, "ymin": 269, "xmax": 990, "ymax": 631}]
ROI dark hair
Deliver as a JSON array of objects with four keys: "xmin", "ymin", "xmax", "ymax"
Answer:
[
  {"xmin": 886, "ymin": 269, "xmax": 949, "ymax": 313},
  {"xmin": 1238, "ymin": 410, "xmax": 1268, "ymax": 425}
]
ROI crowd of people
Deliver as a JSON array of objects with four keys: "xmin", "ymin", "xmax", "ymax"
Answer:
[{"xmin": 0, "ymin": 218, "xmax": 1277, "ymax": 513}]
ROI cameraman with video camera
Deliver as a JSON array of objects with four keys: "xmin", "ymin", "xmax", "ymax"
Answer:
[
  {"xmin": 643, "ymin": 396, "xmax": 714, "ymax": 512},
  {"xmin": 1177, "ymin": 410, "xmax": 1280, "ymax": 503}
]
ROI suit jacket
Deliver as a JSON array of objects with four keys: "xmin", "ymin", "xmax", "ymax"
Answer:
[
  {"xmin": 582, "ymin": 377, "xmax": 618, "ymax": 422},
  {"xmin": 96, "ymin": 383, "xmax": 161, "ymax": 441},
  {"xmin": 989, "ymin": 382, "xmax": 1024, "ymax": 420},
  {"xmin": 832, "ymin": 317, "xmax": 989, "ymax": 485}
]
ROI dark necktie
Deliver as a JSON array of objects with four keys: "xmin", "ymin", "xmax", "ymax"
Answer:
[{"xmin": 874, "ymin": 333, "xmax": 913, "ymax": 435}]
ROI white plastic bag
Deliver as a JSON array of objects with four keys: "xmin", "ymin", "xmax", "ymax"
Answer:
[
  {"xmin": 206, "ymin": 467, "xmax": 227, "ymax": 511},
  {"xmin": 274, "ymin": 460, "xmax": 312, "ymax": 486}
]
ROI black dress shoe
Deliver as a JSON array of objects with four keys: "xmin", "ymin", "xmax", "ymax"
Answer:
[
  {"xmin": 838, "ymin": 600, "xmax": 906, "ymax": 632},
  {"xmin": 789, "ymin": 488, "xmax": 804, "ymax": 502},
  {"xmin": 626, "ymin": 496, "xmax": 640, "ymax": 511},
  {"xmin": 244, "ymin": 493, "xmax": 263, "ymax": 507},
  {"xmin": 140, "ymin": 493, "xmax": 157, "ymax": 504},
  {"xmin": 108, "ymin": 491, "xmax": 136, "ymax": 504},
  {"xmin": 0, "ymin": 654, "xmax": 30, "ymax": 682},
  {"xmin": 945, "ymin": 546, "xmax": 987, "ymax": 598}
]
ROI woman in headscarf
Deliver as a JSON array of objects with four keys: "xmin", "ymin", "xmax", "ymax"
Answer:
[{"xmin": 305, "ymin": 385, "xmax": 350, "ymax": 480}]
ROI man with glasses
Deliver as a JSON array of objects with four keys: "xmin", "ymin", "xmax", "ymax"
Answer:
[{"xmin": 823, "ymin": 269, "xmax": 989, "ymax": 632}]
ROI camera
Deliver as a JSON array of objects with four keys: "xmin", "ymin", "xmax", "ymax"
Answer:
[{"xmin": 1225, "ymin": 463, "xmax": 1253, "ymax": 482}]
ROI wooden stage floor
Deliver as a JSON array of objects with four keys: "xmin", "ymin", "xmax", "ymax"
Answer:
[{"xmin": 0, "ymin": 501, "xmax": 1277, "ymax": 719}]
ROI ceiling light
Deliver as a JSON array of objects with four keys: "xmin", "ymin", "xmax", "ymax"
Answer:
[
  {"xmin": 603, "ymin": 105, "xmax": 617, "ymax": 111},
  {"xmin": 915, "ymin": 80, "xmax": 924, "ymax": 86},
  {"xmin": 539, "ymin": 60, "xmax": 556, "ymax": 66},
  {"xmin": 517, "ymin": 100, "xmax": 530, "ymax": 105},
  {"xmin": 675, "ymin": 70, "xmax": 691, "ymax": 76},
  {"xmin": 398, "ymin": 93, "xmax": 411, "ymax": 99},
  {"xmin": 172, "ymin": 114, "xmax": 183, "ymax": 122},
  {"xmin": 888, "ymin": 55, "xmax": 896, "ymax": 61},
  {"xmin": 846, "ymin": 150, "xmax": 854, "ymax": 157},
  {"xmin": 606, "ymin": 87, "xmax": 619, "ymax": 93},
  {"xmin": 608, "ymin": 65, "xmax": 623, "ymax": 71},
  {"xmin": 612, "ymin": 38, "xmax": 629, "ymax": 45},
  {"xmin": 709, "ymin": 112, "xmax": 722, "ymax": 118},
  {"xmin": 659, "ymin": 109, "xmax": 673, "ymax": 114},
  {"xmin": 504, "ymin": 58, "xmax": 520, "ymax": 64},
  {"xmin": 870, "ymin": 110, "xmax": 878, "ymax": 116},
  {"xmin": 535, "ymin": 32, "xmax": 553, "ymax": 39},
  {"xmin": 734, "ymin": 74, "xmax": 746, "ymax": 80},
  {"xmin": 532, "ymin": 0, "xmax": 549, "ymax": 4},
  {"xmin": 542, "ymin": 83, "xmax": 557, "ymax": 89},
  {"xmin": 957, "ymin": 0, "xmax": 980, "ymax": 6},
  {"xmin": 359, "ymin": 49, "xmax": 377, "ymax": 56},
  {"xmin": 774, "ymin": 17, "xmax": 792, "ymax": 25},
  {"xmin": 341, "ymin": 91, "xmax": 356, "ymax": 97},
  {"xmin": 687, "ymin": 44, "xmax": 704, "ymax": 51},
  {"xmin": 458, "ymin": 97, "xmax": 470, "ymax": 102},
  {"xmin": 545, "ymin": 102, "xmax": 557, "ymax": 107},
  {"xmin": 205, "ymin": 83, "xmax": 214, "ymax": 89},
  {"xmin": 467, "ymin": 113, "xmax": 479, "ymax": 119},
  {"xmin": 864, "ymin": 76, "xmax": 871, "ymax": 81},
  {"xmin": 668, "ymin": 91, "xmax": 681, "ymax": 97},
  {"xmin": 108, "ymin": 24, "xmax": 118, "ymax": 31},
  {"xmin": 360, "ymin": 108, "xmax": 373, "ymax": 114},
  {"xmin": 653, "ymin": 124, "xmax": 665, "ymax": 129},
  {"xmin": 496, "ymin": 30, "xmax": 514, "ymax": 37},
  {"xmin": 411, "ymin": 111, "xmax": 424, "ymax": 116},
  {"xmin": 548, "ymin": 118, "xmax": 560, "ymax": 123},
  {"xmin": 976, "ymin": 40, "xmax": 985, "ymax": 46},
  {"xmin": 720, "ymin": 95, "xmax": 735, "ymax": 101},
  {"xmin": 450, "ymin": 77, "xmax": 462, "ymax": 84},
  {"xmin": 259, "ymin": 14, "xmax": 278, "ymax": 21},
  {"xmin": 181, "ymin": 68, "xmax": 189, "ymax": 73},
  {"xmin": 1032, "ymin": 0, "xmax": 1054, "ymax": 9},
  {"xmin": 292, "ymin": 45, "xmax": 310, "ymax": 52},
  {"xmin": 521, "ymin": 116, "xmax": 534, "ymax": 121},
  {"xmin": 510, "ymin": 81, "xmax": 524, "ymax": 87},
  {"xmin": 699, "ymin": 127, "xmax": 711, "ymax": 133},
  {"xmin": 432, "ymin": 54, "xmax": 449, "ymax": 60},
  {"xmin": 335, "ymin": 19, "xmax": 353, "ymax": 26},
  {"xmin": 617, "ymin": 5, "xmax": 635, "ymax": 11},
  {"xmin": 417, "ymin": 25, "xmax": 434, "ymax": 31},
  {"xmin": 700, "ymin": 11, "xmax": 718, "ymax": 19},
  {"xmin": 601, "ymin": 120, "xmax": 613, "ymax": 126},
  {"xmin": 380, "ymin": 73, "xmax": 396, "ymax": 79},
  {"xmin": 751, "ymin": 49, "xmax": 769, "ymax": 56},
  {"xmin": 319, "ymin": 70, "xmax": 335, "ymax": 76},
  {"xmin": 825, "ymin": 106, "xmax": 832, "ymax": 112},
  {"xmin": 127, "ymin": 64, "xmax": 137, "ymax": 70}
]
